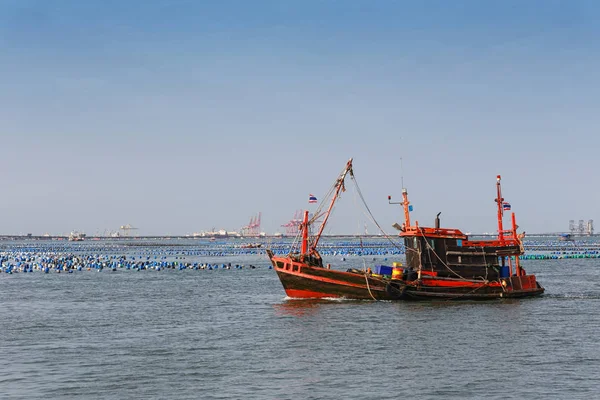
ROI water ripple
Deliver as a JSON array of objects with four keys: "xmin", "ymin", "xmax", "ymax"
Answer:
[{"xmin": 1, "ymin": 251, "xmax": 599, "ymax": 399}]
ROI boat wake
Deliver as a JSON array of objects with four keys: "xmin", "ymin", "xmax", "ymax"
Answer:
[
  {"xmin": 544, "ymin": 293, "xmax": 600, "ymax": 300},
  {"xmin": 284, "ymin": 296, "xmax": 351, "ymax": 302}
]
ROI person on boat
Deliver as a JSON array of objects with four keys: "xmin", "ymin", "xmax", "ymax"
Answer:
[{"xmin": 517, "ymin": 231, "xmax": 526, "ymax": 253}]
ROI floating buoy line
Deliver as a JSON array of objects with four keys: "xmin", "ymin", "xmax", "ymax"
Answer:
[{"xmin": 0, "ymin": 238, "xmax": 598, "ymax": 275}]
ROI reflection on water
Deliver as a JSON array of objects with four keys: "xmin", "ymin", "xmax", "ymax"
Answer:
[
  {"xmin": 273, "ymin": 299, "xmax": 326, "ymax": 317},
  {"xmin": 272, "ymin": 297, "xmax": 368, "ymax": 317}
]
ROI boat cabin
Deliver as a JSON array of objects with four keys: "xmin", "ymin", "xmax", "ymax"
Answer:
[
  {"xmin": 401, "ymin": 225, "xmax": 522, "ymax": 280},
  {"xmin": 394, "ymin": 175, "xmax": 525, "ymax": 280}
]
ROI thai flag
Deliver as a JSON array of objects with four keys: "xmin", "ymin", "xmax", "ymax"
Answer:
[
  {"xmin": 308, "ymin": 194, "xmax": 317, "ymax": 203},
  {"xmin": 503, "ymin": 202, "xmax": 511, "ymax": 211}
]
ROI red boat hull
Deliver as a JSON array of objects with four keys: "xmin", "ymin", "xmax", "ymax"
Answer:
[
  {"xmin": 273, "ymin": 260, "xmax": 401, "ymax": 300},
  {"xmin": 269, "ymin": 255, "xmax": 544, "ymax": 301}
]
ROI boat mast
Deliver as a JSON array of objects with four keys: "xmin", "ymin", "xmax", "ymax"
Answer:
[
  {"xmin": 301, "ymin": 210, "xmax": 309, "ymax": 254},
  {"xmin": 402, "ymin": 188, "xmax": 411, "ymax": 228},
  {"xmin": 495, "ymin": 175, "xmax": 505, "ymax": 242},
  {"xmin": 511, "ymin": 211, "xmax": 522, "ymax": 276},
  {"xmin": 309, "ymin": 158, "xmax": 353, "ymax": 254}
]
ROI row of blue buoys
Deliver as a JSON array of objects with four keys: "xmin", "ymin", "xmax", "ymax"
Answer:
[
  {"xmin": 0, "ymin": 262, "xmax": 263, "ymax": 274},
  {"xmin": 0, "ymin": 249, "xmax": 265, "ymax": 274},
  {"xmin": 3, "ymin": 238, "xmax": 600, "ymax": 259},
  {"xmin": 2, "ymin": 237, "xmax": 600, "ymax": 276},
  {"xmin": 521, "ymin": 253, "xmax": 600, "ymax": 260},
  {"xmin": 0, "ymin": 240, "xmax": 408, "ymax": 258},
  {"xmin": 1, "ymin": 246, "xmax": 406, "ymax": 258},
  {"xmin": 268, "ymin": 248, "xmax": 405, "ymax": 256}
]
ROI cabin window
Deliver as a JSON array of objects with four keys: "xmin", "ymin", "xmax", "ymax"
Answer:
[
  {"xmin": 429, "ymin": 239, "xmax": 435, "ymax": 250},
  {"xmin": 285, "ymin": 263, "xmax": 291, "ymax": 271},
  {"xmin": 292, "ymin": 265, "xmax": 299, "ymax": 272},
  {"xmin": 458, "ymin": 256, "xmax": 462, "ymax": 264},
  {"xmin": 276, "ymin": 261, "xmax": 284, "ymax": 269},
  {"xmin": 413, "ymin": 237, "xmax": 418, "ymax": 248}
]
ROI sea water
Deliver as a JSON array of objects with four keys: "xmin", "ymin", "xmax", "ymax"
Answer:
[{"xmin": 1, "ymin": 240, "xmax": 599, "ymax": 399}]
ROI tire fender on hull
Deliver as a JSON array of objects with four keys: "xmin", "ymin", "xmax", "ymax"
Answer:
[{"xmin": 385, "ymin": 282, "xmax": 406, "ymax": 300}]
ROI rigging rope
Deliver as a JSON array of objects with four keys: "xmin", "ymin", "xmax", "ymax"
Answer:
[
  {"xmin": 288, "ymin": 225, "xmax": 302, "ymax": 255},
  {"xmin": 309, "ymin": 168, "xmax": 345, "ymax": 226},
  {"xmin": 352, "ymin": 218, "xmax": 377, "ymax": 301},
  {"xmin": 304, "ymin": 166, "xmax": 348, "ymax": 250},
  {"xmin": 364, "ymin": 272, "xmax": 378, "ymax": 301},
  {"xmin": 349, "ymin": 173, "xmax": 405, "ymax": 252}
]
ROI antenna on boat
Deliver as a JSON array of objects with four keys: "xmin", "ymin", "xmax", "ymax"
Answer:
[
  {"xmin": 400, "ymin": 156, "xmax": 405, "ymax": 190},
  {"xmin": 398, "ymin": 136, "xmax": 406, "ymax": 189},
  {"xmin": 388, "ymin": 148, "xmax": 412, "ymax": 229}
]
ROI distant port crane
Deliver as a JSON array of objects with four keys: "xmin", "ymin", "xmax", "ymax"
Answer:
[
  {"xmin": 241, "ymin": 213, "xmax": 261, "ymax": 237},
  {"xmin": 120, "ymin": 224, "xmax": 138, "ymax": 236},
  {"xmin": 281, "ymin": 210, "xmax": 303, "ymax": 236}
]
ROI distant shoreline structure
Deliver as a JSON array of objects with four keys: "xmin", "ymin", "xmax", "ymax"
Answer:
[{"xmin": 0, "ymin": 232, "xmax": 597, "ymax": 241}]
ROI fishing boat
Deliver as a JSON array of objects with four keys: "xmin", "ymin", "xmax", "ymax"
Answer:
[
  {"xmin": 266, "ymin": 159, "xmax": 544, "ymax": 300},
  {"xmin": 241, "ymin": 243, "xmax": 263, "ymax": 249},
  {"xmin": 559, "ymin": 233, "xmax": 574, "ymax": 241}
]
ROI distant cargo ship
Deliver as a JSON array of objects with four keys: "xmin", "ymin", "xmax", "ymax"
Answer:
[
  {"xmin": 192, "ymin": 230, "xmax": 241, "ymax": 239},
  {"xmin": 68, "ymin": 231, "xmax": 86, "ymax": 241}
]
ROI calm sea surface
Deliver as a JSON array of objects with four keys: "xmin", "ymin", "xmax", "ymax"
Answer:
[{"xmin": 1, "ymin": 240, "xmax": 599, "ymax": 399}]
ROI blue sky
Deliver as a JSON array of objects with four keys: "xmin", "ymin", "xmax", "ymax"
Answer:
[{"xmin": 1, "ymin": 0, "xmax": 599, "ymax": 235}]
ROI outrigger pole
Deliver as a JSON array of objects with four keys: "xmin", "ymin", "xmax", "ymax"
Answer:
[{"xmin": 308, "ymin": 158, "xmax": 354, "ymax": 255}]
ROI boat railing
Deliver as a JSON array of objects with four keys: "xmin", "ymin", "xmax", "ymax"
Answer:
[
  {"xmin": 401, "ymin": 226, "xmax": 467, "ymax": 239},
  {"xmin": 463, "ymin": 239, "xmax": 520, "ymax": 248}
]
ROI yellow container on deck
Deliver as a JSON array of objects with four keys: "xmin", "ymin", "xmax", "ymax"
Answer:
[
  {"xmin": 392, "ymin": 262, "xmax": 403, "ymax": 267},
  {"xmin": 391, "ymin": 267, "xmax": 403, "ymax": 280}
]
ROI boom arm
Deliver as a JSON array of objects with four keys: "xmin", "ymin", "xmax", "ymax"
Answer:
[{"xmin": 309, "ymin": 158, "xmax": 353, "ymax": 254}]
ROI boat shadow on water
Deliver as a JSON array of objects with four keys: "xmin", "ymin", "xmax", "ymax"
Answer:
[
  {"xmin": 272, "ymin": 295, "xmax": 536, "ymax": 317},
  {"xmin": 272, "ymin": 297, "xmax": 374, "ymax": 317}
]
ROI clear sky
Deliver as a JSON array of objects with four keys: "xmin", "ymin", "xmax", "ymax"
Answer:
[{"xmin": 1, "ymin": 0, "xmax": 599, "ymax": 236}]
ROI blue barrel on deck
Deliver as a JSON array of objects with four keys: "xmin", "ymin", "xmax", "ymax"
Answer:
[
  {"xmin": 374, "ymin": 265, "xmax": 393, "ymax": 276},
  {"xmin": 499, "ymin": 266, "xmax": 510, "ymax": 278}
]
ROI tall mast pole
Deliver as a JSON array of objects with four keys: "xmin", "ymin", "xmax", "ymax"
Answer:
[
  {"xmin": 402, "ymin": 188, "xmax": 411, "ymax": 228},
  {"xmin": 511, "ymin": 211, "xmax": 522, "ymax": 276},
  {"xmin": 310, "ymin": 158, "xmax": 353, "ymax": 253},
  {"xmin": 495, "ymin": 175, "xmax": 505, "ymax": 242},
  {"xmin": 301, "ymin": 210, "xmax": 309, "ymax": 254}
]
